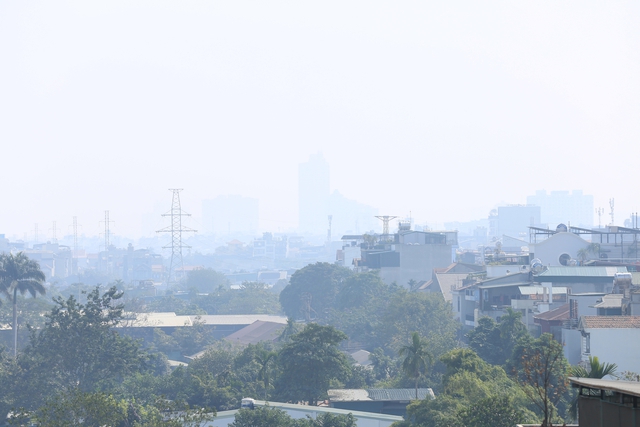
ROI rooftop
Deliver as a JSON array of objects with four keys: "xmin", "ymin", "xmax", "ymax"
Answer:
[
  {"xmin": 592, "ymin": 294, "xmax": 624, "ymax": 309},
  {"xmin": 580, "ymin": 316, "xmax": 640, "ymax": 329},
  {"xmin": 570, "ymin": 377, "xmax": 640, "ymax": 398},
  {"xmin": 328, "ymin": 388, "xmax": 435, "ymax": 402},
  {"xmin": 537, "ymin": 266, "xmax": 627, "ymax": 278},
  {"xmin": 534, "ymin": 303, "xmax": 570, "ymax": 321}
]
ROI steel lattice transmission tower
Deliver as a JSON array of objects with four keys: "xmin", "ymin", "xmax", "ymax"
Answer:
[
  {"xmin": 157, "ymin": 189, "xmax": 196, "ymax": 283},
  {"xmin": 375, "ymin": 215, "xmax": 398, "ymax": 236}
]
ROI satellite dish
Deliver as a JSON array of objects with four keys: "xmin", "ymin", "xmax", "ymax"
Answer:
[
  {"xmin": 530, "ymin": 258, "xmax": 544, "ymax": 274},
  {"xmin": 556, "ymin": 223, "xmax": 568, "ymax": 232}
]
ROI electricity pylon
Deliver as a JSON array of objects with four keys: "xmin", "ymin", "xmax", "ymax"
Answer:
[
  {"xmin": 375, "ymin": 215, "xmax": 398, "ymax": 236},
  {"xmin": 157, "ymin": 189, "xmax": 196, "ymax": 284}
]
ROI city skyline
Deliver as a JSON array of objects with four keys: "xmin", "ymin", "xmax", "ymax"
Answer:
[{"xmin": 2, "ymin": 2, "xmax": 639, "ymax": 240}]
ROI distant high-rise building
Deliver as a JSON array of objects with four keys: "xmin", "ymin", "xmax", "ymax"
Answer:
[
  {"xmin": 298, "ymin": 153, "xmax": 330, "ymax": 234},
  {"xmin": 496, "ymin": 205, "xmax": 541, "ymax": 239},
  {"xmin": 527, "ymin": 190, "xmax": 594, "ymax": 228},
  {"xmin": 202, "ymin": 195, "xmax": 259, "ymax": 235},
  {"xmin": 328, "ymin": 191, "xmax": 378, "ymax": 236}
]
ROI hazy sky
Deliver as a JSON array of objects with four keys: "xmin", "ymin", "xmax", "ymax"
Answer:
[{"xmin": 2, "ymin": 1, "xmax": 639, "ymax": 240}]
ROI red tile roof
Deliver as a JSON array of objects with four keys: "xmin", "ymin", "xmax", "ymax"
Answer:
[
  {"xmin": 534, "ymin": 303, "xmax": 570, "ymax": 321},
  {"xmin": 581, "ymin": 316, "xmax": 640, "ymax": 329}
]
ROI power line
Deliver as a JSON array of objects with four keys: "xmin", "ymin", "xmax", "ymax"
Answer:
[{"xmin": 156, "ymin": 189, "xmax": 196, "ymax": 284}]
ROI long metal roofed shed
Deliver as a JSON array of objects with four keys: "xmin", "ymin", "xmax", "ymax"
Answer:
[
  {"xmin": 328, "ymin": 388, "xmax": 435, "ymax": 417},
  {"xmin": 569, "ymin": 377, "xmax": 640, "ymax": 427}
]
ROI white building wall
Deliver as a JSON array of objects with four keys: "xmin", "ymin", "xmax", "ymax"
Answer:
[{"xmin": 585, "ymin": 328, "xmax": 640, "ymax": 373}]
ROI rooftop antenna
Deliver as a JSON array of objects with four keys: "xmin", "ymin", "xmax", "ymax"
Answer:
[
  {"xmin": 100, "ymin": 211, "xmax": 114, "ymax": 274},
  {"xmin": 49, "ymin": 221, "xmax": 59, "ymax": 243},
  {"xmin": 327, "ymin": 215, "xmax": 332, "ymax": 243},
  {"xmin": 609, "ymin": 198, "xmax": 615, "ymax": 226},
  {"xmin": 375, "ymin": 215, "xmax": 398, "ymax": 236},
  {"xmin": 157, "ymin": 189, "xmax": 196, "ymax": 284},
  {"xmin": 72, "ymin": 216, "xmax": 79, "ymax": 275},
  {"xmin": 596, "ymin": 207, "xmax": 603, "ymax": 229}
]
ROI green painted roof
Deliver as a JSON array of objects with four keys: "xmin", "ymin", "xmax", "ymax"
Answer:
[{"xmin": 538, "ymin": 266, "xmax": 627, "ymax": 277}]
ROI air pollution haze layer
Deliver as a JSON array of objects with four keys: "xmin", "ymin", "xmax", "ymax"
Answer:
[{"xmin": 1, "ymin": 1, "xmax": 639, "ymax": 239}]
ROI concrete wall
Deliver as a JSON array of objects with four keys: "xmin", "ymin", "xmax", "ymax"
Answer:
[
  {"xmin": 378, "ymin": 244, "xmax": 452, "ymax": 287},
  {"xmin": 586, "ymin": 328, "xmax": 640, "ymax": 373},
  {"xmin": 530, "ymin": 232, "xmax": 588, "ymax": 266},
  {"xmin": 563, "ymin": 328, "xmax": 582, "ymax": 365}
]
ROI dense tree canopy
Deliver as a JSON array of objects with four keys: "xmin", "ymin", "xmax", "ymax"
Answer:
[
  {"xmin": 279, "ymin": 263, "xmax": 351, "ymax": 321},
  {"xmin": 275, "ymin": 323, "xmax": 351, "ymax": 405}
]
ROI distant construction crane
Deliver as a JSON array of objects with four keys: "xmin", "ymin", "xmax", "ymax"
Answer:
[
  {"xmin": 375, "ymin": 215, "xmax": 398, "ymax": 236},
  {"xmin": 157, "ymin": 189, "xmax": 196, "ymax": 284}
]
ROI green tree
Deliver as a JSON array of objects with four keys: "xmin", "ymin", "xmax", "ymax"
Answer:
[
  {"xmin": 275, "ymin": 323, "xmax": 351, "ymax": 405},
  {"xmin": 337, "ymin": 271, "xmax": 385, "ymax": 309},
  {"xmin": 498, "ymin": 307, "xmax": 528, "ymax": 360},
  {"xmin": 570, "ymin": 355, "xmax": 618, "ymax": 379},
  {"xmin": 4, "ymin": 287, "xmax": 147, "ymax": 412},
  {"xmin": 0, "ymin": 252, "xmax": 47, "ymax": 357},
  {"xmin": 279, "ymin": 263, "xmax": 352, "ymax": 321},
  {"xmin": 512, "ymin": 333, "xmax": 569, "ymax": 426},
  {"xmin": 466, "ymin": 316, "xmax": 504, "ymax": 365},
  {"xmin": 230, "ymin": 406, "xmax": 295, "ymax": 427},
  {"xmin": 394, "ymin": 348, "xmax": 538, "ymax": 427},
  {"xmin": 183, "ymin": 268, "xmax": 230, "ymax": 293},
  {"xmin": 296, "ymin": 412, "xmax": 357, "ymax": 427},
  {"xmin": 569, "ymin": 355, "xmax": 618, "ymax": 419},
  {"xmin": 29, "ymin": 391, "xmax": 214, "ymax": 427},
  {"xmin": 379, "ymin": 289, "xmax": 458, "ymax": 360},
  {"xmin": 457, "ymin": 395, "xmax": 528, "ymax": 427},
  {"xmin": 399, "ymin": 332, "xmax": 433, "ymax": 399},
  {"xmin": 255, "ymin": 348, "xmax": 277, "ymax": 400}
]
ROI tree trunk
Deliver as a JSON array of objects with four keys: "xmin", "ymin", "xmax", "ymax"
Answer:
[
  {"xmin": 13, "ymin": 287, "xmax": 18, "ymax": 358},
  {"xmin": 415, "ymin": 376, "xmax": 419, "ymax": 399}
]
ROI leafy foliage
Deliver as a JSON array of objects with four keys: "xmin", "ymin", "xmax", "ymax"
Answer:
[
  {"xmin": 279, "ymin": 263, "xmax": 351, "ymax": 321},
  {"xmin": 512, "ymin": 333, "xmax": 569, "ymax": 426},
  {"xmin": 1, "ymin": 287, "xmax": 148, "ymax": 414},
  {"xmin": 399, "ymin": 332, "xmax": 433, "ymax": 399},
  {"xmin": 275, "ymin": 323, "xmax": 351, "ymax": 405}
]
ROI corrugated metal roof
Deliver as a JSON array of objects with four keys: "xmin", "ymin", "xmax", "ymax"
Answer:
[
  {"xmin": 538, "ymin": 266, "xmax": 627, "ymax": 277},
  {"xmin": 518, "ymin": 286, "xmax": 568, "ymax": 295},
  {"xmin": 479, "ymin": 281, "xmax": 532, "ymax": 289},
  {"xmin": 366, "ymin": 388, "xmax": 435, "ymax": 401},
  {"xmin": 194, "ymin": 315, "xmax": 288, "ymax": 325},
  {"xmin": 570, "ymin": 378, "xmax": 640, "ymax": 398},
  {"xmin": 328, "ymin": 389, "xmax": 371, "ymax": 401},
  {"xmin": 120, "ymin": 313, "xmax": 287, "ymax": 328},
  {"xmin": 592, "ymin": 294, "xmax": 623, "ymax": 309}
]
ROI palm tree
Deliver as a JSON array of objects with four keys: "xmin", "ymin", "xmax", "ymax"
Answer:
[
  {"xmin": 569, "ymin": 356, "xmax": 617, "ymax": 420},
  {"xmin": 399, "ymin": 332, "xmax": 433, "ymax": 399},
  {"xmin": 571, "ymin": 355, "xmax": 617, "ymax": 379},
  {"xmin": 0, "ymin": 252, "xmax": 46, "ymax": 357},
  {"xmin": 255, "ymin": 349, "xmax": 277, "ymax": 400}
]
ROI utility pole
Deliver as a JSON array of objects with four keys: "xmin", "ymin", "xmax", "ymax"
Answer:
[{"xmin": 157, "ymin": 189, "xmax": 196, "ymax": 284}]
